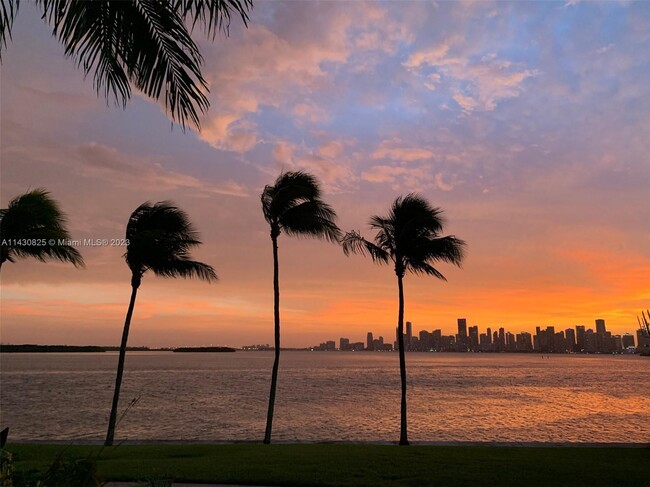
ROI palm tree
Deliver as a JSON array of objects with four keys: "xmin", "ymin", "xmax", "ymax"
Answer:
[
  {"xmin": 260, "ymin": 171, "xmax": 340, "ymax": 444},
  {"xmin": 342, "ymin": 194, "xmax": 466, "ymax": 445},
  {"xmin": 0, "ymin": 0, "xmax": 251, "ymax": 129},
  {"xmin": 0, "ymin": 188, "xmax": 84, "ymax": 272},
  {"xmin": 105, "ymin": 201, "xmax": 217, "ymax": 446}
]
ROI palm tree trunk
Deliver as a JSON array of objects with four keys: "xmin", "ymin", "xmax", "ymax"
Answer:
[
  {"xmin": 105, "ymin": 281, "xmax": 139, "ymax": 446},
  {"xmin": 264, "ymin": 235, "xmax": 281, "ymax": 444},
  {"xmin": 397, "ymin": 273, "xmax": 409, "ymax": 446}
]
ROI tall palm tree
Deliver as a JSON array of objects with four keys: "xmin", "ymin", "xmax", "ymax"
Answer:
[
  {"xmin": 0, "ymin": 188, "xmax": 84, "ymax": 272},
  {"xmin": 261, "ymin": 171, "xmax": 340, "ymax": 444},
  {"xmin": 0, "ymin": 0, "xmax": 251, "ymax": 129},
  {"xmin": 105, "ymin": 201, "xmax": 217, "ymax": 446},
  {"xmin": 342, "ymin": 194, "xmax": 466, "ymax": 446}
]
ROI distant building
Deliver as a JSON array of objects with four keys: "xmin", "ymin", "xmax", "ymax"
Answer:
[
  {"xmin": 457, "ymin": 318, "xmax": 467, "ymax": 337},
  {"xmin": 456, "ymin": 318, "xmax": 468, "ymax": 351},
  {"xmin": 595, "ymin": 319, "xmax": 607, "ymax": 335},
  {"xmin": 366, "ymin": 332, "xmax": 374, "ymax": 351},
  {"xmin": 584, "ymin": 329, "xmax": 597, "ymax": 353},
  {"xmin": 576, "ymin": 325, "xmax": 586, "ymax": 351},
  {"xmin": 565, "ymin": 328, "xmax": 576, "ymax": 352},
  {"xmin": 406, "ymin": 321, "xmax": 413, "ymax": 351},
  {"xmin": 636, "ymin": 329, "xmax": 650, "ymax": 353},
  {"xmin": 517, "ymin": 332, "xmax": 533, "ymax": 352},
  {"xmin": 469, "ymin": 326, "xmax": 479, "ymax": 351},
  {"xmin": 340, "ymin": 337, "xmax": 350, "ymax": 351},
  {"xmin": 622, "ymin": 333, "xmax": 635, "ymax": 349}
]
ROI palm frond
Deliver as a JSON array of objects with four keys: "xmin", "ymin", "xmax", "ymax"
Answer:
[
  {"xmin": 0, "ymin": 188, "xmax": 85, "ymax": 267},
  {"xmin": 0, "ymin": 0, "xmax": 19, "ymax": 60},
  {"xmin": 419, "ymin": 235, "xmax": 466, "ymax": 266},
  {"xmin": 407, "ymin": 261, "xmax": 447, "ymax": 280},
  {"xmin": 37, "ymin": 0, "xmax": 209, "ymax": 129},
  {"xmin": 262, "ymin": 171, "xmax": 323, "ymax": 223},
  {"xmin": 348, "ymin": 195, "xmax": 466, "ymax": 279},
  {"xmin": 281, "ymin": 200, "xmax": 341, "ymax": 243},
  {"xmin": 125, "ymin": 201, "xmax": 216, "ymax": 282},
  {"xmin": 261, "ymin": 171, "xmax": 340, "ymax": 243},
  {"xmin": 176, "ymin": 0, "xmax": 251, "ymax": 37},
  {"xmin": 342, "ymin": 231, "xmax": 390, "ymax": 264},
  {"xmin": 151, "ymin": 258, "xmax": 217, "ymax": 281}
]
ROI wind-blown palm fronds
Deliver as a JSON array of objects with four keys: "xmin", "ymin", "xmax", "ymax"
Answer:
[
  {"xmin": 261, "ymin": 171, "xmax": 341, "ymax": 444},
  {"xmin": 0, "ymin": 0, "xmax": 251, "ymax": 128},
  {"xmin": 342, "ymin": 194, "xmax": 466, "ymax": 445},
  {"xmin": 0, "ymin": 188, "xmax": 84, "ymax": 271},
  {"xmin": 105, "ymin": 201, "xmax": 217, "ymax": 446}
]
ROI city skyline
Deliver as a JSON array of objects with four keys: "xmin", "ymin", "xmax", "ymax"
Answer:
[
  {"xmin": 312, "ymin": 317, "xmax": 647, "ymax": 353},
  {"xmin": 1, "ymin": 2, "xmax": 649, "ymax": 348}
]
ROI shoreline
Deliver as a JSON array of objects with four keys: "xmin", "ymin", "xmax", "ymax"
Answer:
[{"xmin": 10, "ymin": 439, "xmax": 649, "ymax": 448}]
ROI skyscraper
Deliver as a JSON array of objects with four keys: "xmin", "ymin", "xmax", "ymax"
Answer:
[
  {"xmin": 468, "ymin": 325, "xmax": 479, "ymax": 351},
  {"xmin": 576, "ymin": 325, "xmax": 586, "ymax": 351},
  {"xmin": 565, "ymin": 328, "xmax": 576, "ymax": 352},
  {"xmin": 457, "ymin": 318, "xmax": 467, "ymax": 337},
  {"xmin": 622, "ymin": 333, "xmax": 635, "ymax": 349},
  {"xmin": 595, "ymin": 319, "xmax": 606, "ymax": 335},
  {"xmin": 366, "ymin": 332, "xmax": 374, "ymax": 351},
  {"xmin": 406, "ymin": 321, "xmax": 413, "ymax": 351}
]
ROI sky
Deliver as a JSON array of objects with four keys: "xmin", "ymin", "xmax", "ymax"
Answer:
[{"xmin": 1, "ymin": 1, "xmax": 648, "ymax": 348}]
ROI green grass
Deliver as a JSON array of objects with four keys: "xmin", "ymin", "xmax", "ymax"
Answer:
[{"xmin": 7, "ymin": 443, "xmax": 650, "ymax": 486}]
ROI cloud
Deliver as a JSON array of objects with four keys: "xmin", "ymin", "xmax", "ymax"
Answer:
[
  {"xmin": 434, "ymin": 172, "xmax": 455, "ymax": 191},
  {"xmin": 271, "ymin": 140, "xmax": 355, "ymax": 192},
  {"xmin": 195, "ymin": 5, "xmax": 355, "ymax": 153},
  {"xmin": 372, "ymin": 139, "xmax": 436, "ymax": 162},
  {"xmin": 405, "ymin": 40, "xmax": 537, "ymax": 112},
  {"xmin": 596, "ymin": 43, "xmax": 614, "ymax": 55},
  {"xmin": 293, "ymin": 102, "xmax": 330, "ymax": 124},
  {"xmin": 75, "ymin": 143, "xmax": 249, "ymax": 197},
  {"xmin": 318, "ymin": 141, "xmax": 344, "ymax": 159},
  {"xmin": 199, "ymin": 114, "xmax": 258, "ymax": 153}
]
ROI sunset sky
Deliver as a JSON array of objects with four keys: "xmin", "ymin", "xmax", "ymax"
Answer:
[{"xmin": 1, "ymin": 1, "xmax": 648, "ymax": 348}]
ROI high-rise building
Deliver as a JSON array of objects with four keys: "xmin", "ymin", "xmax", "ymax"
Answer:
[
  {"xmin": 622, "ymin": 333, "xmax": 635, "ymax": 349},
  {"xmin": 565, "ymin": 328, "xmax": 576, "ymax": 352},
  {"xmin": 486, "ymin": 327, "xmax": 492, "ymax": 345},
  {"xmin": 517, "ymin": 332, "xmax": 533, "ymax": 352},
  {"xmin": 595, "ymin": 319, "xmax": 606, "ymax": 335},
  {"xmin": 456, "ymin": 318, "xmax": 468, "ymax": 351},
  {"xmin": 366, "ymin": 332, "xmax": 374, "ymax": 351},
  {"xmin": 468, "ymin": 325, "xmax": 479, "ymax": 351},
  {"xmin": 340, "ymin": 337, "xmax": 350, "ymax": 351},
  {"xmin": 406, "ymin": 321, "xmax": 413, "ymax": 351},
  {"xmin": 457, "ymin": 318, "xmax": 467, "ymax": 337},
  {"xmin": 584, "ymin": 329, "xmax": 597, "ymax": 353},
  {"xmin": 576, "ymin": 325, "xmax": 586, "ymax": 351}
]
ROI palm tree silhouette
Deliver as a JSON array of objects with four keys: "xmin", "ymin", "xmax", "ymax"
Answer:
[
  {"xmin": 0, "ymin": 188, "xmax": 84, "ymax": 273},
  {"xmin": 0, "ymin": 0, "xmax": 251, "ymax": 128},
  {"xmin": 342, "ymin": 194, "xmax": 466, "ymax": 445},
  {"xmin": 105, "ymin": 201, "xmax": 217, "ymax": 446},
  {"xmin": 261, "ymin": 171, "xmax": 340, "ymax": 444}
]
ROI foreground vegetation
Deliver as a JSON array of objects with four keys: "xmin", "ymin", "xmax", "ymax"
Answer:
[{"xmin": 7, "ymin": 443, "xmax": 649, "ymax": 486}]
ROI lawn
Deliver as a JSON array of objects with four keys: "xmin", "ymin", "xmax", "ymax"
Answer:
[{"xmin": 6, "ymin": 443, "xmax": 650, "ymax": 486}]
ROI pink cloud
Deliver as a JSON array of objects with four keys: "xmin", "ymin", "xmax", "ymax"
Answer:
[{"xmin": 372, "ymin": 139, "xmax": 436, "ymax": 162}]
